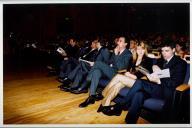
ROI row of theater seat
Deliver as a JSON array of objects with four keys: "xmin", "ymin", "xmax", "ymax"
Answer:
[{"xmin": 97, "ymin": 56, "xmax": 190, "ymax": 123}]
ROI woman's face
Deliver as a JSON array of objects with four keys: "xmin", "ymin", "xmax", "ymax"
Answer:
[{"xmin": 136, "ymin": 46, "xmax": 145, "ymax": 56}]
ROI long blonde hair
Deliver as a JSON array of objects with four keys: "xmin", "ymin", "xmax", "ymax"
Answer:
[{"xmin": 132, "ymin": 40, "xmax": 148, "ymax": 63}]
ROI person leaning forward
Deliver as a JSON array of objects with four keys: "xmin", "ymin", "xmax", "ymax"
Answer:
[{"xmin": 79, "ymin": 36, "xmax": 133, "ymax": 108}]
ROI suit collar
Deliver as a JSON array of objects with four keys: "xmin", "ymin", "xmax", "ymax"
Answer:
[
  {"xmin": 165, "ymin": 55, "xmax": 177, "ymax": 67},
  {"xmin": 166, "ymin": 55, "xmax": 174, "ymax": 63}
]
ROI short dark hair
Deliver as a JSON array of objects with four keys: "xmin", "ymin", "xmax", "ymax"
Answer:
[
  {"xmin": 98, "ymin": 39, "xmax": 106, "ymax": 46},
  {"xmin": 119, "ymin": 36, "xmax": 127, "ymax": 44},
  {"xmin": 176, "ymin": 41, "xmax": 187, "ymax": 50},
  {"xmin": 90, "ymin": 36, "xmax": 106, "ymax": 46},
  {"xmin": 161, "ymin": 40, "xmax": 175, "ymax": 49}
]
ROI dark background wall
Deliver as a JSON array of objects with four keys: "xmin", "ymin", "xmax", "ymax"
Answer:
[
  {"xmin": 3, "ymin": 3, "xmax": 190, "ymax": 72},
  {"xmin": 3, "ymin": 3, "xmax": 189, "ymax": 51}
]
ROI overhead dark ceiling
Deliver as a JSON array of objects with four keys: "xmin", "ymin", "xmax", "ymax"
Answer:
[{"xmin": 3, "ymin": 3, "xmax": 189, "ymax": 42}]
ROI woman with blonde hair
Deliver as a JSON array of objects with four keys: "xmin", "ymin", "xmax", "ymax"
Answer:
[{"xmin": 97, "ymin": 40, "xmax": 153, "ymax": 114}]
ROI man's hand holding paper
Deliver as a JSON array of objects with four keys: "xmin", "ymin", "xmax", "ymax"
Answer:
[
  {"xmin": 146, "ymin": 73, "xmax": 161, "ymax": 84},
  {"xmin": 147, "ymin": 68, "xmax": 170, "ymax": 84},
  {"xmin": 152, "ymin": 68, "xmax": 170, "ymax": 79},
  {"xmin": 57, "ymin": 47, "xmax": 67, "ymax": 56}
]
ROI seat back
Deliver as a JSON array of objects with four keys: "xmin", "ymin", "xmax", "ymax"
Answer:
[{"xmin": 183, "ymin": 63, "xmax": 190, "ymax": 84}]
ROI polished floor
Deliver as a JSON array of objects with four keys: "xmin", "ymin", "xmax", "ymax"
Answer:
[{"xmin": 3, "ymin": 57, "xmax": 149, "ymax": 124}]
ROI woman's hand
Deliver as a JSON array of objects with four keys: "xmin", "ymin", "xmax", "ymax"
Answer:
[
  {"xmin": 124, "ymin": 72, "xmax": 137, "ymax": 80},
  {"xmin": 152, "ymin": 65, "xmax": 161, "ymax": 72},
  {"xmin": 124, "ymin": 72, "xmax": 131, "ymax": 77}
]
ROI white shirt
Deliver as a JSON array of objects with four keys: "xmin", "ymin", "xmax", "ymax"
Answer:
[{"xmin": 166, "ymin": 55, "xmax": 174, "ymax": 64}]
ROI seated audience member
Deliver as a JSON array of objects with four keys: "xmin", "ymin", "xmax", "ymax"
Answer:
[
  {"xmin": 129, "ymin": 39, "xmax": 137, "ymax": 59},
  {"xmin": 101, "ymin": 41, "xmax": 187, "ymax": 124},
  {"xmin": 59, "ymin": 38, "xmax": 110, "ymax": 92},
  {"xmin": 58, "ymin": 38, "xmax": 80, "ymax": 82},
  {"xmin": 79, "ymin": 36, "xmax": 132, "ymax": 108},
  {"xmin": 152, "ymin": 34, "xmax": 163, "ymax": 49},
  {"xmin": 106, "ymin": 37, "xmax": 118, "ymax": 51},
  {"xmin": 128, "ymin": 38, "xmax": 138, "ymax": 68},
  {"xmin": 175, "ymin": 41, "xmax": 188, "ymax": 59},
  {"xmin": 58, "ymin": 39, "xmax": 97, "ymax": 87},
  {"xmin": 97, "ymin": 41, "xmax": 153, "ymax": 112}
]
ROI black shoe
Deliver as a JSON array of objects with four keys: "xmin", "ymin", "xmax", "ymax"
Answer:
[
  {"xmin": 60, "ymin": 85, "xmax": 71, "ymax": 92},
  {"xmin": 97, "ymin": 104, "xmax": 103, "ymax": 112},
  {"xmin": 59, "ymin": 78, "xmax": 72, "ymax": 85},
  {"xmin": 95, "ymin": 93, "xmax": 104, "ymax": 101},
  {"xmin": 97, "ymin": 104, "xmax": 112, "ymax": 113},
  {"xmin": 57, "ymin": 77, "xmax": 65, "ymax": 83},
  {"xmin": 79, "ymin": 96, "xmax": 95, "ymax": 108},
  {"xmin": 102, "ymin": 104, "xmax": 122, "ymax": 116},
  {"xmin": 58, "ymin": 84, "xmax": 66, "ymax": 88},
  {"xmin": 69, "ymin": 87, "xmax": 78, "ymax": 92},
  {"xmin": 70, "ymin": 88, "xmax": 88, "ymax": 94},
  {"xmin": 58, "ymin": 84, "xmax": 62, "ymax": 88}
]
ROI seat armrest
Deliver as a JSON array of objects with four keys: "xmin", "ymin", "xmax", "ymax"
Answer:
[
  {"xmin": 117, "ymin": 69, "xmax": 127, "ymax": 74},
  {"xmin": 176, "ymin": 84, "xmax": 190, "ymax": 92},
  {"xmin": 141, "ymin": 76, "xmax": 148, "ymax": 80}
]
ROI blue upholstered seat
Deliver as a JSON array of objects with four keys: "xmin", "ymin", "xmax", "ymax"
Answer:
[{"xmin": 143, "ymin": 98, "xmax": 165, "ymax": 112}]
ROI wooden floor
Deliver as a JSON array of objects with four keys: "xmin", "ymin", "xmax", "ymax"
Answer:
[{"xmin": 3, "ymin": 70, "xmax": 149, "ymax": 124}]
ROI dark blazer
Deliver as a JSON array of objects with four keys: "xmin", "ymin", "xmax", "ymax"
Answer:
[
  {"xmin": 81, "ymin": 49, "xmax": 98, "ymax": 62},
  {"xmin": 157, "ymin": 55, "xmax": 187, "ymax": 102},
  {"xmin": 65, "ymin": 45, "xmax": 80, "ymax": 59},
  {"xmin": 132, "ymin": 56, "xmax": 154, "ymax": 79},
  {"xmin": 95, "ymin": 47, "xmax": 110, "ymax": 63},
  {"xmin": 121, "ymin": 55, "xmax": 187, "ymax": 123},
  {"xmin": 109, "ymin": 49, "xmax": 132, "ymax": 71}
]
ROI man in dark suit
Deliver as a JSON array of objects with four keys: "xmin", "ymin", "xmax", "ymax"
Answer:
[
  {"xmin": 59, "ymin": 38, "xmax": 110, "ymax": 91},
  {"xmin": 58, "ymin": 38, "xmax": 80, "ymax": 81},
  {"xmin": 102, "ymin": 41, "xmax": 187, "ymax": 124},
  {"xmin": 79, "ymin": 36, "xmax": 132, "ymax": 108}
]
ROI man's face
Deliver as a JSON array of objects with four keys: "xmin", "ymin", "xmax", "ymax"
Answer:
[
  {"xmin": 114, "ymin": 38, "xmax": 119, "ymax": 45},
  {"xmin": 91, "ymin": 40, "xmax": 97, "ymax": 49},
  {"xmin": 129, "ymin": 40, "xmax": 136, "ymax": 49},
  {"xmin": 175, "ymin": 44, "xmax": 182, "ymax": 52},
  {"xmin": 161, "ymin": 46, "xmax": 175, "ymax": 60},
  {"xmin": 117, "ymin": 37, "xmax": 127, "ymax": 48},
  {"xmin": 69, "ymin": 39, "xmax": 76, "ymax": 46}
]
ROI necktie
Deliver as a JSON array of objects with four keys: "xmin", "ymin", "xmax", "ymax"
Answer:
[{"xmin": 163, "ymin": 60, "xmax": 168, "ymax": 68}]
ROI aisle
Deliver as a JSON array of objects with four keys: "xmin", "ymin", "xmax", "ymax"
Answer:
[{"xmin": 3, "ymin": 74, "xmax": 149, "ymax": 124}]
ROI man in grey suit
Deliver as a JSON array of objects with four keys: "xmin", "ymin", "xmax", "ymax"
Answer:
[
  {"xmin": 60, "ymin": 38, "xmax": 110, "ymax": 92},
  {"xmin": 79, "ymin": 36, "xmax": 132, "ymax": 108}
]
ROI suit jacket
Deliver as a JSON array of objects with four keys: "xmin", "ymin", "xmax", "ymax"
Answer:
[
  {"xmin": 157, "ymin": 55, "xmax": 187, "ymax": 102},
  {"xmin": 95, "ymin": 47, "xmax": 110, "ymax": 63},
  {"xmin": 65, "ymin": 45, "xmax": 80, "ymax": 59},
  {"xmin": 109, "ymin": 48, "xmax": 132, "ymax": 71},
  {"xmin": 81, "ymin": 49, "xmax": 98, "ymax": 62}
]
